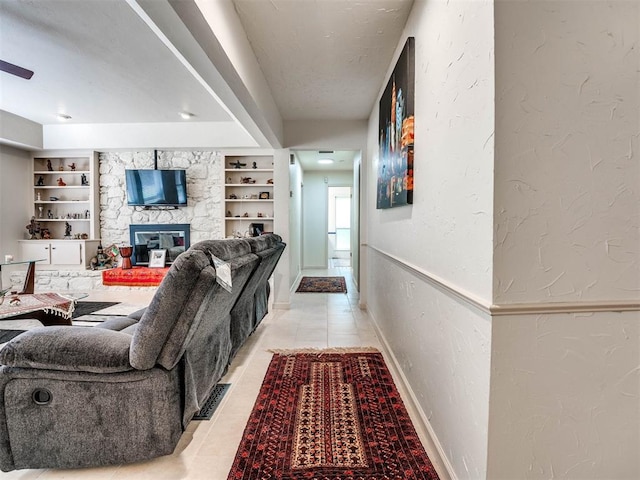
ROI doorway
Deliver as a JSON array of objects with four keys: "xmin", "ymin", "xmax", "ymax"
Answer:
[{"xmin": 327, "ymin": 186, "xmax": 351, "ymax": 267}]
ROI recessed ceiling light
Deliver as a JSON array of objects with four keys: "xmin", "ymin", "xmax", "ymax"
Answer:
[
  {"xmin": 57, "ymin": 113, "xmax": 72, "ymax": 121},
  {"xmin": 179, "ymin": 111, "xmax": 195, "ymax": 119},
  {"xmin": 318, "ymin": 159, "xmax": 334, "ymax": 164}
]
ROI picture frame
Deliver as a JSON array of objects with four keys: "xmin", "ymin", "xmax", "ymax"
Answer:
[
  {"xmin": 377, "ymin": 36, "xmax": 415, "ymax": 209},
  {"xmin": 259, "ymin": 191, "xmax": 270, "ymax": 199},
  {"xmin": 148, "ymin": 249, "xmax": 167, "ymax": 268}
]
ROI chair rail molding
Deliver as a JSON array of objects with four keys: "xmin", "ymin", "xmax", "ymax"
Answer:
[{"xmin": 366, "ymin": 244, "xmax": 640, "ymax": 316}]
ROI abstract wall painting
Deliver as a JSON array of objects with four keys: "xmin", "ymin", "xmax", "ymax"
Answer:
[{"xmin": 377, "ymin": 37, "xmax": 415, "ymax": 209}]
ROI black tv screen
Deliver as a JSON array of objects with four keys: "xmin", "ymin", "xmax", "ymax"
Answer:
[{"xmin": 125, "ymin": 169, "xmax": 187, "ymax": 207}]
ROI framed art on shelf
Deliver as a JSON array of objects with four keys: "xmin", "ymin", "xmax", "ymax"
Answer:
[{"xmin": 148, "ymin": 249, "xmax": 166, "ymax": 268}]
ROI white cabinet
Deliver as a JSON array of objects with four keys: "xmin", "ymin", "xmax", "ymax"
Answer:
[
  {"xmin": 31, "ymin": 151, "xmax": 100, "ymax": 240},
  {"xmin": 19, "ymin": 240, "xmax": 101, "ymax": 269},
  {"xmin": 224, "ymin": 155, "xmax": 274, "ymax": 238}
]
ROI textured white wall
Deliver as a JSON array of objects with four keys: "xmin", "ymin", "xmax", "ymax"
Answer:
[
  {"xmin": 0, "ymin": 145, "xmax": 31, "ymax": 287},
  {"xmin": 368, "ymin": 0, "xmax": 495, "ymax": 301},
  {"xmin": 98, "ymin": 150, "xmax": 224, "ymax": 246},
  {"xmin": 489, "ymin": 311, "xmax": 639, "ymax": 479},
  {"xmin": 489, "ymin": 2, "xmax": 640, "ymax": 478},
  {"xmin": 364, "ymin": 1, "xmax": 495, "ymax": 478},
  {"xmin": 368, "ymin": 251, "xmax": 491, "ymax": 479},
  {"xmin": 493, "ymin": 0, "xmax": 639, "ymax": 304}
]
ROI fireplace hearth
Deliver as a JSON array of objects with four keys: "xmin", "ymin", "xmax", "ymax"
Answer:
[{"xmin": 129, "ymin": 224, "xmax": 191, "ymax": 266}]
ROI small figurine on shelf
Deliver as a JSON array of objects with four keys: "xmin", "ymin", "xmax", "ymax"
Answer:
[
  {"xmin": 46, "ymin": 159, "xmax": 53, "ymax": 171},
  {"xmin": 64, "ymin": 221, "xmax": 72, "ymax": 238},
  {"xmin": 58, "ymin": 163, "xmax": 64, "ymax": 171},
  {"xmin": 57, "ymin": 177, "xmax": 66, "ymax": 186},
  {"xmin": 252, "ymin": 161, "xmax": 257, "ymax": 169},
  {"xmin": 36, "ymin": 192, "xmax": 41, "ymax": 201},
  {"xmin": 47, "ymin": 209, "xmax": 53, "ymax": 219},
  {"xmin": 41, "ymin": 228, "xmax": 51, "ymax": 240},
  {"xmin": 267, "ymin": 178, "xmax": 274, "ymax": 184},
  {"xmin": 230, "ymin": 160, "xmax": 246, "ymax": 169},
  {"xmin": 38, "ymin": 206, "xmax": 43, "ymax": 218},
  {"xmin": 241, "ymin": 177, "xmax": 256, "ymax": 184},
  {"xmin": 36, "ymin": 176, "xmax": 44, "ymax": 186},
  {"xmin": 25, "ymin": 216, "xmax": 40, "ymax": 239},
  {"xmin": 69, "ymin": 162, "xmax": 76, "ymax": 171},
  {"xmin": 81, "ymin": 173, "xmax": 89, "ymax": 186},
  {"xmin": 229, "ymin": 193, "xmax": 238, "ymax": 199}
]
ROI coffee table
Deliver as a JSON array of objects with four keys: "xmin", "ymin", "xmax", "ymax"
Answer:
[
  {"xmin": 0, "ymin": 292, "xmax": 86, "ymax": 326},
  {"xmin": 0, "ymin": 258, "xmax": 46, "ymax": 294}
]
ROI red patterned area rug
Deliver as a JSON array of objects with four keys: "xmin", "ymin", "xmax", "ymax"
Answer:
[
  {"xmin": 296, "ymin": 276, "xmax": 347, "ymax": 293},
  {"xmin": 102, "ymin": 267, "xmax": 169, "ymax": 287},
  {"xmin": 227, "ymin": 348, "xmax": 439, "ymax": 480}
]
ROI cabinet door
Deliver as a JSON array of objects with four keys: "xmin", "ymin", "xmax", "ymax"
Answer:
[
  {"xmin": 50, "ymin": 242, "xmax": 82, "ymax": 265},
  {"xmin": 21, "ymin": 242, "xmax": 51, "ymax": 264}
]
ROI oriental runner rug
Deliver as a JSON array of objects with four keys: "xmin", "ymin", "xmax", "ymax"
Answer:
[
  {"xmin": 102, "ymin": 266, "xmax": 169, "ymax": 287},
  {"xmin": 227, "ymin": 348, "xmax": 439, "ymax": 480},
  {"xmin": 296, "ymin": 276, "xmax": 347, "ymax": 293}
]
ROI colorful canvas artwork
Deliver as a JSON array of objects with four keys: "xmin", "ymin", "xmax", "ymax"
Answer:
[{"xmin": 377, "ymin": 37, "xmax": 415, "ymax": 209}]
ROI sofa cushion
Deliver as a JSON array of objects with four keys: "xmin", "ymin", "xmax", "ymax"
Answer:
[
  {"xmin": 130, "ymin": 249, "xmax": 216, "ymax": 370},
  {"xmin": 96, "ymin": 316, "xmax": 139, "ymax": 332},
  {"xmin": 0, "ymin": 327, "xmax": 133, "ymax": 373}
]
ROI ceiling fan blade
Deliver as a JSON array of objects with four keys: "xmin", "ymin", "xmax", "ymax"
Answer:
[{"xmin": 0, "ymin": 59, "xmax": 34, "ymax": 80}]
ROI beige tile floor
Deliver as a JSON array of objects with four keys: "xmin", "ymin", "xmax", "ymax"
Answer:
[{"xmin": 1, "ymin": 266, "xmax": 448, "ymax": 479}]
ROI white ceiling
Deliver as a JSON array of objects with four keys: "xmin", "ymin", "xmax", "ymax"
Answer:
[
  {"xmin": 0, "ymin": 0, "xmax": 231, "ymax": 125},
  {"xmin": 0, "ymin": 0, "xmax": 413, "ymax": 169},
  {"xmin": 232, "ymin": 0, "xmax": 414, "ymax": 121}
]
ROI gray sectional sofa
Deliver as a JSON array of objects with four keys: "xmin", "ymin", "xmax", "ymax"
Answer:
[{"xmin": 0, "ymin": 234, "xmax": 285, "ymax": 472}]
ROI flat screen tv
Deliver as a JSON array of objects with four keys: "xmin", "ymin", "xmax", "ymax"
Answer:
[{"xmin": 125, "ymin": 169, "xmax": 187, "ymax": 207}]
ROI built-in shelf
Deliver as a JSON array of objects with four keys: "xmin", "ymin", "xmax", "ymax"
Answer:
[
  {"xmin": 224, "ymin": 155, "xmax": 274, "ymax": 238},
  {"xmin": 31, "ymin": 152, "xmax": 100, "ymax": 241}
]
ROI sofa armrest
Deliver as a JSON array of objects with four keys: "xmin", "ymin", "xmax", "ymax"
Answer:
[{"xmin": 0, "ymin": 327, "xmax": 134, "ymax": 374}]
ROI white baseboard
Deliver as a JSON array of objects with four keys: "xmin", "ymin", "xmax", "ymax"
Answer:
[{"xmin": 272, "ymin": 302, "xmax": 290, "ymax": 310}]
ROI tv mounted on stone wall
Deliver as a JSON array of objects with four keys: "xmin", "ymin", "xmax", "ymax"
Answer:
[{"xmin": 125, "ymin": 169, "xmax": 187, "ymax": 208}]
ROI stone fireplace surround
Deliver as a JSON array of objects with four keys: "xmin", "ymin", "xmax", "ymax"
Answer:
[{"xmin": 10, "ymin": 151, "xmax": 223, "ymax": 291}]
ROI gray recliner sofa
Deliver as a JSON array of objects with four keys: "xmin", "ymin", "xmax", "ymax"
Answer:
[
  {"xmin": 0, "ymin": 234, "xmax": 285, "ymax": 472},
  {"xmin": 192, "ymin": 234, "xmax": 285, "ymax": 359}
]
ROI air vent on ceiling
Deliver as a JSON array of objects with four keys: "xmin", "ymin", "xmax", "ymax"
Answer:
[{"xmin": 319, "ymin": 150, "xmax": 334, "ymax": 154}]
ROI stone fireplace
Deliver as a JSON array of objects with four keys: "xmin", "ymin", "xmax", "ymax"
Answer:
[
  {"xmin": 129, "ymin": 224, "xmax": 190, "ymax": 266},
  {"xmin": 98, "ymin": 150, "xmax": 224, "ymax": 248}
]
